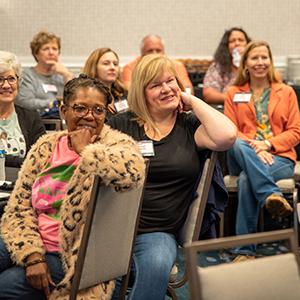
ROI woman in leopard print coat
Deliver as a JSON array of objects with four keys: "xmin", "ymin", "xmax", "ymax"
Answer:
[{"xmin": 0, "ymin": 75, "xmax": 145, "ymax": 300}]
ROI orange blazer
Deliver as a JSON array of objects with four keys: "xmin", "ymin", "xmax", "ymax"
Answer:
[{"xmin": 225, "ymin": 83, "xmax": 300, "ymax": 162}]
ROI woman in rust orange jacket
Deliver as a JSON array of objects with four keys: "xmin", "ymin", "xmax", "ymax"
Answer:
[{"xmin": 224, "ymin": 40, "xmax": 300, "ymax": 259}]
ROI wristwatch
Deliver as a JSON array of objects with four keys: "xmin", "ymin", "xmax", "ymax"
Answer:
[{"xmin": 264, "ymin": 139, "xmax": 272, "ymax": 151}]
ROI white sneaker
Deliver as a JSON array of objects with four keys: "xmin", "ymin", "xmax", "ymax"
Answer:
[{"xmin": 169, "ymin": 264, "xmax": 178, "ymax": 283}]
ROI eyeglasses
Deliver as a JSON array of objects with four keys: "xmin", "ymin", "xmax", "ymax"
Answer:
[
  {"xmin": 68, "ymin": 104, "xmax": 106, "ymax": 119},
  {"xmin": 0, "ymin": 75, "xmax": 18, "ymax": 86}
]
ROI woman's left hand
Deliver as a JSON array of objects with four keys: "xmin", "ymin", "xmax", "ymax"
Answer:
[
  {"xmin": 25, "ymin": 262, "xmax": 55, "ymax": 298},
  {"xmin": 257, "ymin": 150, "xmax": 274, "ymax": 165}
]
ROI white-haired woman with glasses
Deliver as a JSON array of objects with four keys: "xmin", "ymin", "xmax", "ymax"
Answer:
[
  {"xmin": 0, "ymin": 51, "xmax": 46, "ymax": 168},
  {"xmin": 0, "ymin": 74, "xmax": 145, "ymax": 299}
]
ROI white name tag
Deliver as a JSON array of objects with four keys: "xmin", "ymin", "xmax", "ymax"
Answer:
[
  {"xmin": 233, "ymin": 92, "xmax": 252, "ymax": 103},
  {"xmin": 138, "ymin": 140, "xmax": 155, "ymax": 157},
  {"xmin": 114, "ymin": 99, "xmax": 129, "ymax": 112},
  {"xmin": 42, "ymin": 84, "xmax": 58, "ymax": 93}
]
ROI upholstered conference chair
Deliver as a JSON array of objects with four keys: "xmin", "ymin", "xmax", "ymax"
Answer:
[
  {"xmin": 69, "ymin": 171, "xmax": 147, "ymax": 300},
  {"xmin": 223, "ymin": 143, "xmax": 300, "ymax": 239},
  {"xmin": 222, "ymin": 174, "xmax": 298, "ymax": 240},
  {"xmin": 185, "ymin": 229, "xmax": 300, "ymax": 300}
]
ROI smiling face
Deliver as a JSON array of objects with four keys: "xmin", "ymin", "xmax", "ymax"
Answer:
[
  {"xmin": 35, "ymin": 40, "xmax": 60, "ymax": 65},
  {"xmin": 245, "ymin": 45, "xmax": 271, "ymax": 81},
  {"xmin": 145, "ymin": 71, "xmax": 181, "ymax": 116},
  {"xmin": 228, "ymin": 30, "xmax": 248, "ymax": 55},
  {"xmin": 96, "ymin": 51, "xmax": 119, "ymax": 87},
  {"xmin": 0, "ymin": 70, "xmax": 19, "ymax": 104},
  {"xmin": 60, "ymin": 87, "xmax": 107, "ymax": 136}
]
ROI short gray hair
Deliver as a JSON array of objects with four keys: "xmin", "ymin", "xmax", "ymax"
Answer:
[
  {"xmin": 139, "ymin": 34, "xmax": 165, "ymax": 53},
  {"xmin": 0, "ymin": 51, "xmax": 22, "ymax": 83}
]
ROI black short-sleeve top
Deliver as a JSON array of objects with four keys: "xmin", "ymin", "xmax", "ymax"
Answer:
[{"xmin": 108, "ymin": 111, "xmax": 201, "ymax": 235}]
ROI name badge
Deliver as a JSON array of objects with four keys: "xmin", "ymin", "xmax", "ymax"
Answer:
[
  {"xmin": 114, "ymin": 99, "xmax": 129, "ymax": 112},
  {"xmin": 233, "ymin": 92, "xmax": 252, "ymax": 103},
  {"xmin": 138, "ymin": 140, "xmax": 155, "ymax": 157},
  {"xmin": 42, "ymin": 84, "xmax": 58, "ymax": 93}
]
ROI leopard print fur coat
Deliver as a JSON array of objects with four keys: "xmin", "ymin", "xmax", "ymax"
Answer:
[{"xmin": 0, "ymin": 124, "xmax": 145, "ymax": 299}]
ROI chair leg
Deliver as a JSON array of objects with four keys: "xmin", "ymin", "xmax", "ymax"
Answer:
[
  {"xmin": 119, "ymin": 273, "xmax": 129, "ymax": 300},
  {"xmin": 166, "ymin": 286, "xmax": 178, "ymax": 300},
  {"xmin": 219, "ymin": 212, "xmax": 224, "ymax": 238}
]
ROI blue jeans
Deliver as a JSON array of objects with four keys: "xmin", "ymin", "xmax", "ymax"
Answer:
[
  {"xmin": 112, "ymin": 232, "xmax": 177, "ymax": 300},
  {"xmin": 227, "ymin": 139, "xmax": 295, "ymax": 254},
  {"xmin": 0, "ymin": 238, "xmax": 65, "ymax": 300}
]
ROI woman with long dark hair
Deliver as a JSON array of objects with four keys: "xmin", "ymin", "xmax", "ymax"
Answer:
[{"xmin": 203, "ymin": 27, "xmax": 251, "ymax": 105}]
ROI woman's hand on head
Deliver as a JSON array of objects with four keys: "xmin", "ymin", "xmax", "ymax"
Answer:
[
  {"xmin": 68, "ymin": 128, "xmax": 98, "ymax": 154},
  {"xmin": 179, "ymin": 92, "xmax": 193, "ymax": 112}
]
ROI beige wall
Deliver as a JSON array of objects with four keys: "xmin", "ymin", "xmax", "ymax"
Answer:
[{"xmin": 1, "ymin": 0, "xmax": 300, "ymax": 66}]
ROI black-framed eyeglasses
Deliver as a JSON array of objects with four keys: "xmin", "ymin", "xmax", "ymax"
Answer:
[
  {"xmin": 0, "ymin": 75, "xmax": 19, "ymax": 86},
  {"xmin": 68, "ymin": 104, "xmax": 106, "ymax": 119}
]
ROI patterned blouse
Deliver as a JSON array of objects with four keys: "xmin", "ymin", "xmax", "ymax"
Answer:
[
  {"xmin": 203, "ymin": 63, "xmax": 236, "ymax": 93},
  {"xmin": 253, "ymin": 88, "xmax": 273, "ymax": 140}
]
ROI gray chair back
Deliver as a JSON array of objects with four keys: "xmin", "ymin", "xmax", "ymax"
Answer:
[
  {"xmin": 5, "ymin": 167, "xmax": 19, "ymax": 182},
  {"xmin": 185, "ymin": 229, "xmax": 300, "ymax": 300},
  {"xmin": 178, "ymin": 150, "xmax": 217, "ymax": 246},
  {"xmin": 168, "ymin": 151, "xmax": 217, "ymax": 299},
  {"xmin": 69, "ymin": 173, "xmax": 146, "ymax": 300}
]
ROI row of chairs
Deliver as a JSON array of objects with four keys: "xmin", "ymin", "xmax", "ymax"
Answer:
[
  {"xmin": 72, "ymin": 151, "xmax": 218, "ymax": 299},
  {"xmin": 4, "ymin": 149, "xmax": 300, "ymax": 299},
  {"xmin": 183, "ymin": 144, "xmax": 300, "ymax": 299},
  {"xmin": 169, "ymin": 149, "xmax": 300, "ymax": 299},
  {"xmin": 69, "ymin": 149, "xmax": 300, "ymax": 299}
]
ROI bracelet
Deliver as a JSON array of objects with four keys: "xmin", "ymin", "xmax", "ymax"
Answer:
[
  {"xmin": 264, "ymin": 140, "xmax": 272, "ymax": 151},
  {"xmin": 24, "ymin": 258, "xmax": 46, "ymax": 268}
]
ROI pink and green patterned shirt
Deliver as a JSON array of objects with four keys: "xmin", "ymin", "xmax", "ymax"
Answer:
[{"xmin": 32, "ymin": 136, "xmax": 80, "ymax": 252}]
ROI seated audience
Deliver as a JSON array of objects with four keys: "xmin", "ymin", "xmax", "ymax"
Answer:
[
  {"xmin": 121, "ymin": 34, "xmax": 194, "ymax": 93},
  {"xmin": 16, "ymin": 30, "xmax": 74, "ymax": 117},
  {"xmin": 224, "ymin": 41, "xmax": 300, "ymax": 260},
  {"xmin": 82, "ymin": 47, "xmax": 128, "ymax": 119},
  {"xmin": 203, "ymin": 27, "xmax": 251, "ymax": 105},
  {"xmin": 0, "ymin": 51, "xmax": 45, "ymax": 168},
  {"xmin": 108, "ymin": 54, "xmax": 236, "ymax": 299},
  {"xmin": 0, "ymin": 74, "xmax": 145, "ymax": 299}
]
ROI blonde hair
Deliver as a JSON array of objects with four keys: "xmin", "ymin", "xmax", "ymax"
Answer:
[
  {"xmin": 128, "ymin": 54, "xmax": 184, "ymax": 132},
  {"xmin": 30, "ymin": 31, "xmax": 61, "ymax": 62},
  {"xmin": 234, "ymin": 40, "xmax": 280, "ymax": 86},
  {"xmin": 82, "ymin": 48, "xmax": 126, "ymax": 100},
  {"xmin": 0, "ymin": 51, "xmax": 22, "ymax": 85}
]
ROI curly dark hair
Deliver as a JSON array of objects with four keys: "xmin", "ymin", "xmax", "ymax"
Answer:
[
  {"xmin": 63, "ymin": 74, "xmax": 113, "ymax": 106},
  {"xmin": 214, "ymin": 27, "xmax": 251, "ymax": 76}
]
